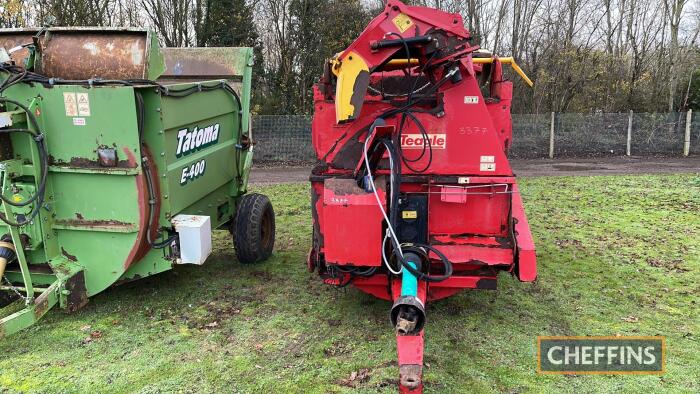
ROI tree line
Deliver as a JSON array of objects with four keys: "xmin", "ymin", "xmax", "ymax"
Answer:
[{"xmin": 1, "ymin": 0, "xmax": 699, "ymax": 115}]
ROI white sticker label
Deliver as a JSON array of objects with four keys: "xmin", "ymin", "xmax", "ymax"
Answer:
[
  {"xmin": 458, "ymin": 177, "xmax": 470, "ymax": 184},
  {"xmin": 480, "ymin": 155, "xmax": 495, "ymax": 163},
  {"xmin": 464, "ymin": 96, "xmax": 479, "ymax": 104},
  {"xmin": 480, "ymin": 163, "xmax": 496, "ymax": 171},
  {"xmin": 63, "ymin": 92, "xmax": 78, "ymax": 117},
  {"xmin": 73, "ymin": 117, "xmax": 86, "ymax": 126},
  {"xmin": 400, "ymin": 134, "xmax": 447, "ymax": 149},
  {"xmin": 76, "ymin": 93, "xmax": 91, "ymax": 116}
]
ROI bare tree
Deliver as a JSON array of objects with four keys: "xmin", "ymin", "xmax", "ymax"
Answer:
[
  {"xmin": 141, "ymin": 0, "xmax": 195, "ymax": 47},
  {"xmin": 664, "ymin": 0, "xmax": 689, "ymax": 112}
]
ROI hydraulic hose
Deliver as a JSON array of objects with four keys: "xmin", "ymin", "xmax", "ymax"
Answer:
[
  {"xmin": 0, "ymin": 98, "xmax": 49, "ymax": 227},
  {"xmin": 362, "ymin": 126, "xmax": 453, "ymax": 283}
]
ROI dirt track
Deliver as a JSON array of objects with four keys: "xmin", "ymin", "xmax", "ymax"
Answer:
[{"xmin": 249, "ymin": 156, "xmax": 699, "ymax": 185}]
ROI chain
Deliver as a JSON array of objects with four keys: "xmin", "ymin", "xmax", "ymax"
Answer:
[{"xmin": 3, "ymin": 273, "xmax": 27, "ymax": 302}]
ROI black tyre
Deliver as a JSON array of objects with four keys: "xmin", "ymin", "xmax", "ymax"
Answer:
[{"xmin": 233, "ymin": 193, "xmax": 275, "ymax": 263}]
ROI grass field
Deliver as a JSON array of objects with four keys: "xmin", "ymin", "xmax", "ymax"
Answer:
[{"xmin": 1, "ymin": 174, "xmax": 698, "ymax": 393}]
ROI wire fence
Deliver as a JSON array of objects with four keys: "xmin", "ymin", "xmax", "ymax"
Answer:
[{"xmin": 252, "ymin": 112, "xmax": 699, "ymax": 164}]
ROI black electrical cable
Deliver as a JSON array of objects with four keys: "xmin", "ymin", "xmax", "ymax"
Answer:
[
  {"xmin": 374, "ymin": 62, "xmax": 459, "ymax": 174},
  {"xmin": 399, "ymin": 244, "xmax": 453, "ymax": 283},
  {"xmin": 134, "ymin": 90, "xmax": 176, "ymax": 250},
  {"xmin": 383, "ymin": 33, "xmax": 422, "ymax": 170},
  {"xmin": 385, "ymin": 32, "xmax": 416, "ymax": 104},
  {"xmin": 335, "ymin": 265, "xmax": 377, "ymax": 276},
  {"xmin": 0, "ymin": 129, "xmax": 48, "ymax": 227},
  {"xmin": 0, "ymin": 97, "xmax": 49, "ymax": 227},
  {"xmin": 362, "ymin": 131, "xmax": 452, "ymax": 282},
  {"xmin": 1, "ymin": 62, "xmax": 244, "ymax": 241}
]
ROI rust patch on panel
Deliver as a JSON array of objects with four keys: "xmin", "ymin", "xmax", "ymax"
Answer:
[
  {"xmin": 41, "ymin": 33, "xmax": 147, "ymax": 79},
  {"xmin": 324, "ymin": 178, "xmax": 363, "ymax": 196},
  {"xmin": 0, "ymin": 29, "xmax": 150, "ymax": 79},
  {"xmin": 33, "ymin": 290, "xmax": 52, "ymax": 317},
  {"xmin": 49, "ymin": 155, "xmax": 136, "ymax": 169},
  {"xmin": 61, "ymin": 247, "xmax": 78, "ymax": 262},
  {"xmin": 64, "ymin": 271, "xmax": 88, "ymax": 312},
  {"xmin": 56, "ymin": 219, "xmax": 132, "ymax": 228}
]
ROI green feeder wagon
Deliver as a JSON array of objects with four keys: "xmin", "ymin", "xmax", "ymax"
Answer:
[{"xmin": 0, "ymin": 28, "xmax": 275, "ymax": 337}]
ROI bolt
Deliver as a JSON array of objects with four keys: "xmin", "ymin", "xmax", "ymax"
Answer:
[{"xmin": 160, "ymin": 152, "xmax": 165, "ymax": 156}]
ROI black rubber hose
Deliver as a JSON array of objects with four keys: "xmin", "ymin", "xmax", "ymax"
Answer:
[
  {"xmin": 400, "ymin": 244, "xmax": 453, "ymax": 283},
  {"xmin": 134, "ymin": 90, "xmax": 176, "ymax": 250},
  {"xmin": 0, "ymin": 98, "xmax": 49, "ymax": 227},
  {"xmin": 0, "ymin": 98, "xmax": 48, "ymax": 208},
  {"xmin": 369, "ymin": 136, "xmax": 451, "ymax": 282}
]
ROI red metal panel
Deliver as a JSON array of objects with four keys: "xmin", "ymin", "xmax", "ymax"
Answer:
[
  {"xmin": 428, "ymin": 186, "xmax": 510, "ymax": 236},
  {"xmin": 322, "ymin": 178, "xmax": 385, "ymax": 266},
  {"xmin": 431, "ymin": 244, "xmax": 513, "ymax": 265},
  {"xmin": 511, "ymin": 183, "xmax": 537, "ymax": 281},
  {"xmin": 353, "ymin": 275, "xmax": 392, "ymax": 300}
]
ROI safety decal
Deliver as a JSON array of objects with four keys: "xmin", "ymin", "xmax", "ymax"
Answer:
[
  {"xmin": 77, "ymin": 93, "xmax": 91, "ymax": 116},
  {"xmin": 480, "ymin": 155, "xmax": 496, "ymax": 171},
  {"xmin": 63, "ymin": 92, "xmax": 78, "ymax": 117},
  {"xmin": 393, "ymin": 13, "xmax": 414, "ymax": 33}
]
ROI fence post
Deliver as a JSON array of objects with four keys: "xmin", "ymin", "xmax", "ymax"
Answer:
[
  {"xmin": 626, "ymin": 110, "xmax": 633, "ymax": 156},
  {"xmin": 684, "ymin": 109, "xmax": 692, "ymax": 156},
  {"xmin": 549, "ymin": 112, "xmax": 555, "ymax": 159}
]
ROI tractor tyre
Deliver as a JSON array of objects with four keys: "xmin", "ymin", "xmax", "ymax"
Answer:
[{"xmin": 233, "ymin": 193, "xmax": 275, "ymax": 264}]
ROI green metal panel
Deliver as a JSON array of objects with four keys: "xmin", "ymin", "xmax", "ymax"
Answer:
[
  {"xmin": 0, "ymin": 30, "xmax": 255, "ymax": 336},
  {"xmin": 139, "ymin": 82, "xmax": 243, "ymax": 225}
]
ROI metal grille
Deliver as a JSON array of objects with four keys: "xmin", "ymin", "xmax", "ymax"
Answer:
[
  {"xmin": 510, "ymin": 113, "xmax": 552, "ymax": 159},
  {"xmin": 250, "ymin": 112, "xmax": 698, "ymax": 164},
  {"xmin": 632, "ymin": 112, "xmax": 686, "ymax": 156},
  {"xmin": 252, "ymin": 115, "xmax": 315, "ymax": 164},
  {"xmin": 554, "ymin": 113, "xmax": 628, "ymax": 157},
  {"xmin": 692, "ymin": 116, "xmax": 700, "ymax": 156}
]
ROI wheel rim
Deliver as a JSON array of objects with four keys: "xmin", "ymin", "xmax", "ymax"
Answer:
[{"xmin": 260, "ymin": 207, "xmax": 273, "ymax": 251}]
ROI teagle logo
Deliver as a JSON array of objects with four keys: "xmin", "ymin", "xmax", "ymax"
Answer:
[{"xmin": 400, "ymin": 134, "xmax": 446, "ymax": 149}]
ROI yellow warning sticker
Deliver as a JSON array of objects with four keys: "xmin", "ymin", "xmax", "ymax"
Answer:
[
  {"xmin": 77, "ymin": 92, "xmax": 91, "ymax": 116},
  {"xmin": 63, "ymin": 92, "xmax": 78, "ymax": 117},
  {"xmin": 402, "ymin": 210, "xmax": 418, "ymax": 219},
  {"xmin": 393, "ymin": 13, "xmax": 414, "ymax": 33},
  {"xmin": 12, "ymin": 194, "xmax": 23, "ymax": 203}
]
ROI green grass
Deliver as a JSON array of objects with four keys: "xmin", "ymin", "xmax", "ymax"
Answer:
[{"xmin": 1, "ymin": 174, "xmax": 699, "ymax": 393}]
